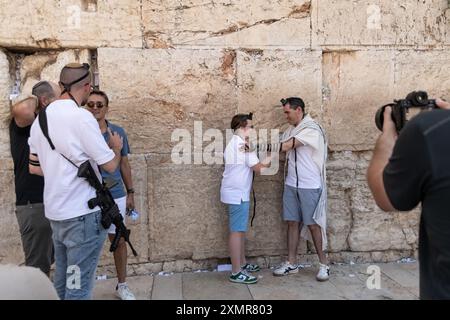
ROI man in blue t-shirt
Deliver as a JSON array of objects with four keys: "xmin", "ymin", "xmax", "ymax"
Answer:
[{"xmin": 86, "ymin": 90, "xmax": 136, "ymax": 300}]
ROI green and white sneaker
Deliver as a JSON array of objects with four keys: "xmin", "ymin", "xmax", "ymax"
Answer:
[
  {"xmin": 242, "ymin": 263, "xmax": 261, "ymax": 273},
  {"xmin": 229, "ymin": 270, "xmax": 258, "ymax": 284}
]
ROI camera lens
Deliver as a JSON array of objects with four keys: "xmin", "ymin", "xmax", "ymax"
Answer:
[
  {"xmin": 375, "ymin": 106, "xmax": 385, "ymax": 131},
  {"xmin": 409, "ymin": 91, "xmax": 428, "ymax": 106}
]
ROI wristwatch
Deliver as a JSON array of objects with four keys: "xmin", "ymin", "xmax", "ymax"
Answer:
[{"xmin": 127, "ymin": 188, "xmax": 135, "ymax": 194}]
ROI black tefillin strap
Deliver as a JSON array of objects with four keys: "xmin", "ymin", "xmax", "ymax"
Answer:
[{"xmin": 242, "ymin": 112, "xmax": 258, "ymax": 227}]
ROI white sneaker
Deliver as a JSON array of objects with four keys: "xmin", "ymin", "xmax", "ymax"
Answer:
[
  {"xmin": 116, "ymin": 283, "xmax": 136, "ymax": 300},
  {"xmin": 316, "ymin": 263, "xmax": 330, "ymax": 281},
  {"xmin": 273, "ymin": 261, "xmax": 299, "ymax": 276}
]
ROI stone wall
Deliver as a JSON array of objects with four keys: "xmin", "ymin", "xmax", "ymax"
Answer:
[{"xmin": 1, "ymin": 0, "xmax": 449, "ymax": 272}]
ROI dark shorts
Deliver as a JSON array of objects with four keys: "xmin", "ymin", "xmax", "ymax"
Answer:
[
  {"xmin": 15, "ymin": 203, "xmax": 54, "ymax": 274},
  {"xmin": 282, "ymin": 185, "xmax": 321, "ymax": 225}
]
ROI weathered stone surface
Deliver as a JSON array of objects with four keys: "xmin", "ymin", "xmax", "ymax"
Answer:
[
  {"xmin": 99, "ymin": 154, "xmax": 149, "ymax": 265},
  {"xmin": 315, "ymin": 0, "xmax": 448, "ymax": 47},
  {"xmin": 237, "ymin": 49, "xmax": 322, "ymax": 130},
  {"xmin": 348, "ymin": 179, "xmax": 419, "ymax": 252},
  {"xmin": 93, "ymin": 275, "xmax": 153, "ymax": 300},
  {"xmin": 326, "ymin": 152, "xmax": 359, "ymax": 252},
  {"xmin": 143, "ymin": 0, "xmax": 311, "ymax": 48},
  {"xmin": 0, "ymin": 50, "xmax": 11, "ymax": 156},
  {"xmin": 0, "ymin": 0, "xmax": 142, "ymax": 49},
  {"xmin": 0, "ymin": 158, "xmax": 22, "ymax": 265},
  {"xmin": 322, "ymin": 50, "xmax": 395, "ymax": 151},
  {"xmin": 147, "ymin": 159, "xmax": 298, "ymax": 262},
  {"xmin": 326, "ymin": 151, "xmax": 419, "ymax": 253},
  {"xmin": 183, "ymin": 271, "xmax": 254, "ymax": 300},
  {"xmin": 148, "ymin": 163, "xmax": 228, "ymax": 261},
  {"xmin": 0, "ymin": 1, "xmax": 440, "ymax": 270},
  {"xmin": 323, "ymin": 50, "xmax": 450, "ymax": 150},
  {"xmin": 152, "ymin": 273, "xmax": 183, "ymax": 300},
  {"xmin": 20, "ymin": 49, "xmax": 90, "ymax": 94},
  {"xmin": 446, "ymin": 9, "xmax": 450, "ymax": 44},
  {"xmin": 393, "ymin": 50, "xmax": 450, "ymax": 100},
  {"xmin": 98, "ymin": 48, "xmax": 238, "ymax": 154},
  {"xmin": 249, "ymin": 268, "xmax": 346, "ymax": 300}
]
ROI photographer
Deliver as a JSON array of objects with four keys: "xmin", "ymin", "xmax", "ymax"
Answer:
[
  {"xmin": 10, "ymin": 81, "xmax": 60, "ymax": 277},
  {"xmin": 367, "ymin": 97, "xmax": 450, "ymax": 299},
  {"xmin": 28, "ymin": 63, "xmax": 123, "ymax": 300}
]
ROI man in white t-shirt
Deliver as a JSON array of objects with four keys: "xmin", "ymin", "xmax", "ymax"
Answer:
[
  {"xmin": 28, "ymin": 63, "xmax": 123, "ymax": 300},
  {"xmin": 273, "ymin": 97, "xmax": 330, "ymax": 281}
]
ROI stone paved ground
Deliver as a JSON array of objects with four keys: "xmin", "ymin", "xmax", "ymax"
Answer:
[{"xmin": 93, "ymin": 262, "xmax": 419, "ymax": 300}]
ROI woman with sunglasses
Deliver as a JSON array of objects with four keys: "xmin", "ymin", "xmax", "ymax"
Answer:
[{"xmin": 220, "ymin": 113, "xmax": 271, "ymax": 284}]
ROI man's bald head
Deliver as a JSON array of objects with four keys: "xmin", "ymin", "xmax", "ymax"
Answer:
[{"xmin": 59, "ymin": 63, "xmax": 91, "ymax": 92}]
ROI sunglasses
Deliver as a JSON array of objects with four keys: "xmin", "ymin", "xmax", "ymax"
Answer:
[{"xmin": 86, "ymin": 101, "xmax": 105, "ymax": 109}]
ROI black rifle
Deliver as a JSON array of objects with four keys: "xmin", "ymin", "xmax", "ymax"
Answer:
[{"xmin": 78, "ymin": 161, "xmax": 138, "ymax": 256}]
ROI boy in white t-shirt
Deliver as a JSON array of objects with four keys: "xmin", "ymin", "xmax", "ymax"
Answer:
[{"xmin": 220, "ymin": 113, "xmax": 271, "ymax": 284}]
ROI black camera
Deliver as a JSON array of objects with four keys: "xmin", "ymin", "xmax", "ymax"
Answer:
[
  {"xmin": 77, "ymin": 161, "xmax": 138, "ymax": 256},
  {"xmin": 375, "ymin": 91, "xmax": 437, "ymax": 132}
]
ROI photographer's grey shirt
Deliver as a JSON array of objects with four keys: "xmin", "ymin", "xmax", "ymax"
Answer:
[
  {"xmin": 383, "ymin": 109, "xmax": 450, "ymax": 299},
  {"xmin": 28, "ymin": 99, "xmax": 114, "ymax": 221}
]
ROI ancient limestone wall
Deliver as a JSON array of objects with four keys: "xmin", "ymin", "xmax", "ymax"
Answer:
[{"xmin": 1, "ymin": 0, "xmax": 449, "ymax": 273}]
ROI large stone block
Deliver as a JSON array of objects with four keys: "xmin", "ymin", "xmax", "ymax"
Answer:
[
  {"xmin": 348, "ymin": 210, "xmax": 417, "ymax": 252},
  {"xmin": 326, "ymin": 197, "xmax": 352, "ymax": 252},
  {"xmin": 147, "ymin": 162, "xmax": 228, "ymax": 261},
  {"xmin": 0, "ymin": 0, "xmax": 142, "ymax": 49},
  {"xmin": 237, "ymin": 49, "xmax": 322, "ymax": 130},
  {"xmin": 323, "ymin": 50, "xmax": 450, "ymax": 151},
  {"xmin": 99, "ymin": 154, "xmax": 149, "ymax": 265},
  {"xmin": 142, "ymin": 0, "xmax": 311, "ymax": 48},
  {"xmin": 315, "ymin": 0, "xmax": 448, "ymax": 47},
  {"xmin": 348, "ymin": 181, "xmax": 418, "ymax": 251},
  {"xmin": 20, "ymin": 49, "xmax": 90, "ymax": 94},
  {"xmin": 0, "ymin": 158, "xmax": 22, "ymax": 265},
  {"xmin": 322, "ymin": 50, "xmax": 395, "ymax": 151},
  {"xmin": 147, "ymin": 157, "xmax": 295, "ymax": 262},
  {"xmin": 393, "ymin": 50, "xmax": 450, "ymax": 99},
  {"xmin": 98, "ymin": 48, "xmax": 238, "ymax": 154}
]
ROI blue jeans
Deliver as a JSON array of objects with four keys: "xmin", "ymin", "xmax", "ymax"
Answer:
[{"xmin": 50, "ymin": 211, "xmax": 106, "ymax": 300}]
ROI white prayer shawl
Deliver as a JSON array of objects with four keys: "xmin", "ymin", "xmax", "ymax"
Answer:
[{"xmin": 280, "ymin": 114, "xmax": 328, "ymax": 250}]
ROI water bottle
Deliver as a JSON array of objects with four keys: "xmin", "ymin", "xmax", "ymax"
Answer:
[{"xmin": 127, "ymin": 209, "xmax": 140, "ymax": 222}]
